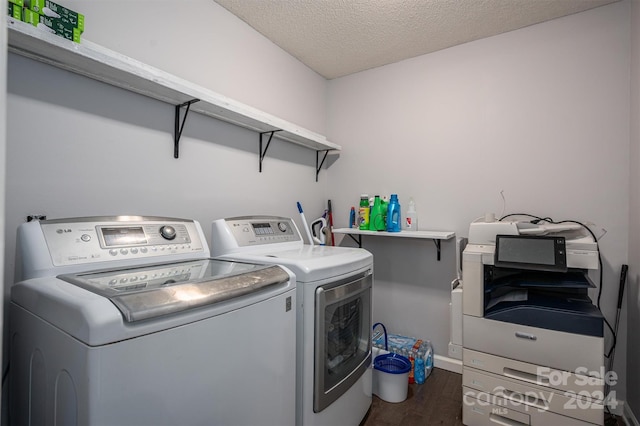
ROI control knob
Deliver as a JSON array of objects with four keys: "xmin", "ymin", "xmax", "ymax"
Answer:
[
  {"xmin": 277, "ymin": 222, "xmax": 288, "ymax": 232},
  {"xmin": 160, "ymin": 225, "xmax": 177, "ymax": 240}
]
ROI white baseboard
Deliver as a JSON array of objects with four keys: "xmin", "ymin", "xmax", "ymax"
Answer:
[{"xmin": 434, "ymin": 354, "xmax": 462, "ymax": 374}]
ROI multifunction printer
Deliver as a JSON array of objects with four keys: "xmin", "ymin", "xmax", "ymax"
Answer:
[{"xmin": 461, "ymin": 216, "xmax": 605, "ymax": 426}]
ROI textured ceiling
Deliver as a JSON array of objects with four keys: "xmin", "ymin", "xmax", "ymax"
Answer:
[{"xmin": 214, "ymin": 0, "xmax": 618, "ymax": 79}]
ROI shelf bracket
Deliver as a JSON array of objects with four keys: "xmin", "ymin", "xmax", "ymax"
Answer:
[
  {"xmin": 433, "ymin": 239, "xmax": 442, "ymax": 261},
  {"xmin": 316, "ymin": 150, "xmax": 329, "ymax": 182},
  {"xmin": 259, "ymin": 130, "xmax": 282, "ymax": 172},
  {"xmin": 346, "ymin": 233, "xmax": 362, "ymax": 248},
  {"xmin": 174, "ymin": 99, "xmax": 199, "ymax": 158}
]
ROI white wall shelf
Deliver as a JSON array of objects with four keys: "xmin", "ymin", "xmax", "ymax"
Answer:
[
  {"xmin": 332, "ymin": 228, "xmax": 455, "ymax": 261},
  {"xmin": 6, "ymin": 17, "xmax": 340, "ymax": 178}
]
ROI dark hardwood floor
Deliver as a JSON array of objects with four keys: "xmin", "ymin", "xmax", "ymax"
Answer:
[
  {"xmin": 360, "ymin": 368, "xmax": 625, "ymax": 426},
  {"xmin": 361, "ymin": 368, "xmax": 464, "ymax": 426}
]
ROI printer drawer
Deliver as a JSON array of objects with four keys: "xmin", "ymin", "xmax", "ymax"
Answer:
[
  {"xmin": 463, "ymin": 386, "xmax": 600, "ymax": 426},
  {"xmin": 463, "ymin": 349, "xmax": 604, "ymax": 396},
  {"xmin": 463, "ymin": 367, "xmax": 604, "ymax": 425},
  {"xmin": 463, "ymin": 315, "xmax": 603, "ymax": 373}
]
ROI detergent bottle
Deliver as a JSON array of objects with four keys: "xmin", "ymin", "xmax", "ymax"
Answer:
[
  {"xmin": 358, "ymin": 195, "xmax": 370, "ymax": 230},
  {"xmin": 370, "ymin": 196, "xmax": 386, "ymax": 231},
  {"xmin": 386, "ymin": 194, "xmax": 401, "ymax": 232}
]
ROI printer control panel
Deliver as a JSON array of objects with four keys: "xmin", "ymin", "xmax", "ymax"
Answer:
[{"xmin": 494, "ymin": 235, "xmax": 567, "ymax": 272}]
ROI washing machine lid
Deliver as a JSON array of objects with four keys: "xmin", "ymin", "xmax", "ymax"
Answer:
[
  {"xmin": 217, "ymin": 245, "xmax": 373, "ymax": 282},
  {"xmin": 58, "ymin": 258, "xmax": 290, "ymax": 322}
]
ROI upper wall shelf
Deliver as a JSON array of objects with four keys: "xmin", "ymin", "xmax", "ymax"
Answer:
[{"xmin": 6, "ymin": 18, "xmax": 341, "ymax": 174}]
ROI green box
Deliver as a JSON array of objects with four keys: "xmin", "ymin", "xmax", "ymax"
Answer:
[
  {"xmin": 24, "ymin": 0, "xmax": 83, "ymax": 32},
  {"xmin": 22, "ymin": 7, "xmax": 81, "ymax": 43},
  {"xmin": 7, "ymin": 1, "xmax": 21, "ymax": 18},
  {"xmin": 8, "ymin": 0, "xmax": 24, "ymax": 7}
]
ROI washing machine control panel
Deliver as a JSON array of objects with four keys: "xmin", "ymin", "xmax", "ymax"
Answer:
[
  {"xmin": 223, "ymin": 216, "xmax": 301, "ymax": 247},
  {"xmin": 36, "ymin": 216, "xmax": 207, "ymax": 267}
]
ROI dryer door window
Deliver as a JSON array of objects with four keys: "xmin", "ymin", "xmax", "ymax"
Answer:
[{"xmin": 314, "ymin": 271, "xmax": 372, "ymax": 413}]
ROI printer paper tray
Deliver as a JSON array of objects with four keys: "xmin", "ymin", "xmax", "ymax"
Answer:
[
  {"xmin": 485, "ymin": 270, "xmax": 595, "ymax": 291},
  {"xmin": 484, "ymin": 295, "xmax": 603, "ymax": 337},
  {"xmin": 463, "ymin": 315, "xmax": 604, "ymax": 373},
  {"xmin": 463, "ymin": 366, "xmax": 604, "ymax": 425}
]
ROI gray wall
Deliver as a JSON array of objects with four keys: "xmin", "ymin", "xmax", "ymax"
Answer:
[
  {"xmin": 4, "ymin": 0, "xmax": 332, "ymax": 278},
  {"xmin": 65, "ymin": 0, "xmax": 328, "ymax": 135},
  {"xmin": 327, "ymin": 1, "xmax": 630, "ymax": 402},
  {"xmin": 2, "ymin": 0, "xmax": 635, "ymax": 415},
  {"xmin": 2, "ymin": 1, "xmax": 332, "ymax": 401}
]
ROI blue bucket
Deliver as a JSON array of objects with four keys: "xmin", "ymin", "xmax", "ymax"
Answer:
[
  {"xmin": 372, "ymin": 323, "xmax": 411, "ymax": 402},
  {"xmin": 374, "ymin": 353, "xmax": 411, "ymax": 374}
]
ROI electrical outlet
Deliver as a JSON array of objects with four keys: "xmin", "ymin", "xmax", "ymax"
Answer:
[{"xmin": 448, "ymin": 342, "xmax": 462, "ymax": 360}]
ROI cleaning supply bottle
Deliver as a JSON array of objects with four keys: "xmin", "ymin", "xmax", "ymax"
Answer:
[
  {"xmin": 404, "ymin": 197, "xmax": 418, "ymax": 231},
  {"xmin": 386, "ymin": 194, "xmax": 401, "ymax": 232},
  {"xmin": 358, "ymin": 195, "xmax": 370, "ymax": 230},
  {"xmin": 370, "ymin": 195, "xmax": 385, "ymax": 231},
  {"xmin": 349, "ymin": 207, "xmax": 356, "ymax": 228}
]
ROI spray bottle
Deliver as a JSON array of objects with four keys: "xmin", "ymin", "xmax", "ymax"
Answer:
[{"xmin": 404, "ymin": 197, "xmax": 418, "ymax": 231}]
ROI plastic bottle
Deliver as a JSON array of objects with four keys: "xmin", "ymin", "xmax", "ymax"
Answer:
[
  {"xmin": 370, "ymin": 195, "xmax": 386, "ymax": 231},
  {"xmin": 386, "ymin": 194, "xmax": 401, "ymax": 232},
  {"xmin": 400, "ymin": 347, "xmax": 409, "ymax": 359},
  {"xmin": 358, "ymin": 195, "xmax": 370, "ymax": 230},
  {"xmin": 349, "ymin": 207, "xmax": 356, "ymax": 228},
  {"xmin": 407, "ymin": 351, "xmax": 415, "ymax": 384},
  {"xmin": 404, "ymin": 197, "xmax": 418, "ymax": 231},
  {"xmin": 424, "ymin": 341, "xmax": 433, "ymax": 379},
  {"xmin": 414, "ymin": 357, "xmax": 425, "ymax": 384}
]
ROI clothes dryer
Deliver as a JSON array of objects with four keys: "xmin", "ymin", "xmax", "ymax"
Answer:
[
  {"xmin": 211, "ymin": 215, "xmax": 374, "ymax": 426},
  {"xmin": 9, "ymin": 216, "xmax": 297, "ymax": 426}
]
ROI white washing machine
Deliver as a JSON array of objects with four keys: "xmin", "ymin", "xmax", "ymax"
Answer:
[
  {"xmin": 9, "ymin": 216, "xmax": 297, "ymax": 426},
  {"xmin": 211, "ymin": 216, "xmax": 374, "ymax": 426}
]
